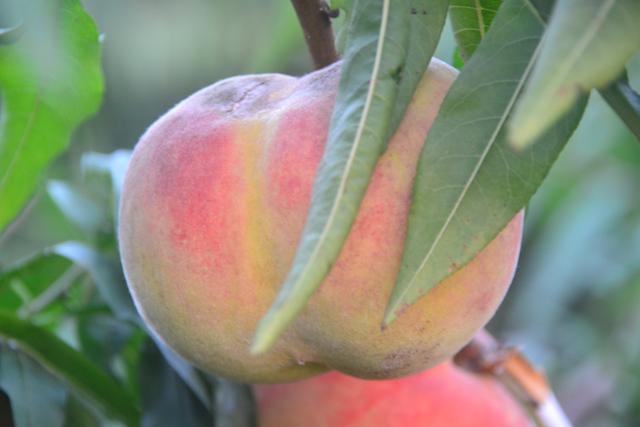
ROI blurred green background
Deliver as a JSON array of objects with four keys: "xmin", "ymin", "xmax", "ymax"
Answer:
[{"xmin": 1, "ymin": 1, "xmax": 639, "ymax": 426}]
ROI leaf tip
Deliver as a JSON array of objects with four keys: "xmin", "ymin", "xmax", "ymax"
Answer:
[
  {"xmin": 250, "ymin": 318, "xmax": 279, "ymax": 355},
  {"xmin": 381, "ymin": 300, "xmax": 401, "ymax": 328},
  {"xmin": 508, "ymin": 134, "xmax": 533, "ymax": 150},
  {"xmin": 508, "ymin": 119, "xmax": 537, "ymax": 150}
]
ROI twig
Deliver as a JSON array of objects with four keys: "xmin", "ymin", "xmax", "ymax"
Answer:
[
  {"xmin": 290, "ymin": 0, "xmax": 339, "ymax": 69},
  {"xmin": 454, "ymin": 330, "xmax": 573, "ymax": 427}
]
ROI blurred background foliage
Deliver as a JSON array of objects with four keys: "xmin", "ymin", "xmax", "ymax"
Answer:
[{"xmin": 0, "ymin": 0, "xmax": 639, "ymax": 426}]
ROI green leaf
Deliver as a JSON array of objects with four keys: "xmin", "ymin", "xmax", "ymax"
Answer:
[
  {"xmin": 0, "ymin": 242, "xmax": 137, "ymax": 321},
  {"xmin": 253, "ymin": 0, "xmax": 449, "ymax": 354},
  {"xmin": 0, "ymin": 249, "xmax": 71, "ymax": 312},
  {"xmin": 63, "ymin": 396, "xmax": 101, "ymax": 427},
  {"xmin": 599, "ymin": 71, "xmax": 640, "ymax": 141},
  {"xmin": 524, "ymin": 0, "xmax": 640, "ymax": 143},
  {"xmin": 392, "ymin": 0, "xmax": 450, "ymax": 128},
  {"xmin": 154, "ymin": 339, "xmax": 213, "ymax": 410},
  {"xmin": 0, "ymin": 347, "xmax": 66, "ymax": 427},
  {"xmin": 509, "ymin": 0, "xmax": 640, "ymax": 148},
  {"xmin": 528, "ymin": 0, "xmax": 554, "ymax": 19},
  {"xmin": 50, "ymin": 242, "xmax": 138, "ymax": 323},
  {"xmin": 452, "ymin": 47, "xmax": 465, "ymax": 69},
  {"xmin": 77, "ymin": 314, "xmax": 137, "ymax": 373},
  {"xmin": 0, "ymin": 0, "xmax": 104, "ymax": 232},
  {"xmin": 214, "ymin": 378, "xmax": 256, "ymax": 427},
  {"xmin": 449, "ymin": 0, "xmax": 502, "ymax": 60},
  {"xmin": 385, "ymin": 0, "xmax": 587, "ymax": 324},
  {"xmin": 0, "ymin": 23, "xmax": 23, "ymax": 45},
  {"xmin": 138, "ymin": 339, "xmax": 213, "ymax": 427},
  {"xmin": 81, "ymin": 150, "xmax": 132, "ymax": 222},
  {"xmin": 47, "ymin": 181, "xmax": 106, "ymax": 234},
  {"xmin": 252, "ymin": 0, "xmax": 409, "ymax": 353},
  {"xmin": 0, "ymin": 313, "xmax": 140, "ymax": 425}
]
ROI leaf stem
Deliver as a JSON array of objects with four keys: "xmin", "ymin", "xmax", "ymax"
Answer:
[{"xmin": 290, "ymin": 0, "xmax": 339, "ymax": 69}]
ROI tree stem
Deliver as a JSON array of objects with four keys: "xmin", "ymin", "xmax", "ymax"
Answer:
[
  {"xmin": 290, "ymin": 0, "xmax": 339, "ymax": 69},
  {"xmin": 454, "ymin": 330, "xmax": 573, "ymax": 427}
]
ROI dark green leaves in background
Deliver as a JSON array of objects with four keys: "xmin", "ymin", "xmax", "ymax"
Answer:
[
  {"xmin": 0, "ymin": 347, "xmax": 67, "ymax": 427},
  {"xmin": 0, "ymin": 0, "xmax": 103, "ymax": 232},
  {"xmin": 0, "ymin": 313, "xmax": 139, "ymax": 426},
  {"xmin": 599, "ymin": 71, "xmax": 640, "ymax": 140},
  {"xmin": 385, "ymin": 0, "xmax": 587, "ymax": 322},
  {"xmin": 253, "ymin": 0, "xmax": 450, "ymax": 354},
  {"xmin": 0, "ymin": 145, "xmax": 254, "ymax": 426},
  {"xmin": 138, "ymin": 340, "xmax": 214, "ymax": 427},
  {"xmin": 510, "ymin": 0, "xmax": 640, "ymax": 148}
]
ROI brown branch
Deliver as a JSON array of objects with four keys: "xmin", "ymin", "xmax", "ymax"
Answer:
[
  {"xmin": 454, "ymin": 330, "xmax": 573, "ymax": 427},
  {"xmin": 291, "ymin": 0, "xmax": 339, "ymax": 69}
]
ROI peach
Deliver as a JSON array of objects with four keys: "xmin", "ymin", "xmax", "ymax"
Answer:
[
  {"xmin": 118, "ymin": 58, "xmax": 523, "ymax": 383},
  {"xmin": 254, "ymin": 361, "xmax": 532, "ymax": 427}
]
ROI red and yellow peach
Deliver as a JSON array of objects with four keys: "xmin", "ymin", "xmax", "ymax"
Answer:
[{"xmin": 119, "ymin": 58, "xmax": 523, "ymax": 383}]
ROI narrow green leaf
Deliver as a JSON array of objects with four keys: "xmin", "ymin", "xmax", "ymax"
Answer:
[
  {"xmin": 0, "ymin": 23, "xmax": 23, "ymax": 45},
  {"xmin": 0, "ymin": 242, "xmax": 137, "ymax": 321},
  {"xmin": 81, "ymin": 150, "xmax": 132, "ymax": 221},
  {"xmin": 452, "ymin": 47, "xmax": 465, "ymax": 69},
  {"xmin": 385, "ymin": 0, "xmax": 587, "ymax": 324},
  {"xmin": 53, "ymin": 242, "xmax": 137, "ymax": 322},
  {"xmin": 138, "ymin": 340, "xmax": 213, "ymax": 427},
  {"xmin": 0, "ymin": 313, "xmax": 140, "ymax": 425},
  {"xmin": 47, "ymin": 181, "xmax": 106, "ymax": 234},
  {"xmin": 599, "ymin": 71, "xmax": 640, "ymax": 141},
  {"xmin": 76, "ymin": 314, "xmax": 136, "ymax": 372},
  {"xmin": 0, "ymin": 0, "xmax": 103, "ymax": 232},
  {"xmin": 0, "ymin": 251, "xmax": 71, "ymax": 312},
  {"xmin": 449, "ymin": 0, "xmax": 502, "ymax": 60},
  {"xmin": 509, "ymin": 0, "xmax": 640, "ymax": 148},
  {"xmin": 252, "ymin": 0, "xmax": 418, "ymax": 354},
  {"xmin": 154, "ymin": 339, "xmax": 213, "ymax": 410},
  {"xmin": 392, "ymin": 0, "xmax": 450, "ymax": 128},
  {"xmin": 0, "ymin": 347, "xmax": 66, "ymax": 427},
  {"xmin": 526, "ymin": 0, "xmax": 640, "ymax": 142},
  {"xmin": 63, "ymin": 396, "xmax": 101, "ymax": 427},
  {"xmin": 528, "ymin": 0, "xmax": 554, "ymax": 19},
  {"xmin": 214, "ymin": 378, "xmax": 256, "ymax": 427}
]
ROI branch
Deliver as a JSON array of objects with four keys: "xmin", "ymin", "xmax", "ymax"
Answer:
[
  {"xmin": 291, "ymin": 0, "xmax": 339, "ymax": 69},
  {"xmin": 454, "ymin": 330, "xmax": 573, "ymax": 427}
]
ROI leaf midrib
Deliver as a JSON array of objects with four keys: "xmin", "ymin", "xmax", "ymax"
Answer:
[
  {"xmin": 534, "ymin": 0, "xmax": 616, "ymax": 99},
  {"xmin": 288, "ymin": 0, "xmax": 393, "ymax": 290},
  {"xmin": 390, "ymin": 20, "xmax": 544, "ymax": 314}
]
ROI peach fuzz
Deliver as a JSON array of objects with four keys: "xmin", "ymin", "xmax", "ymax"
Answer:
[
  {"xmin": 254, "ymin": 361, "xmax": 532, "ymax": 427},
  {"xmin": 118, "ymin": 58, "xmax": 524, "ymax": 383}
]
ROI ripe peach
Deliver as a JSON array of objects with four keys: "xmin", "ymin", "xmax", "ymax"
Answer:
[
  {"xmin": 118, "ymin": 58, "xmax": 523, "ymax": 383},
  {"xmin": 254, "ymin": 361, "xmax": 532, "ymax": 427}
]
